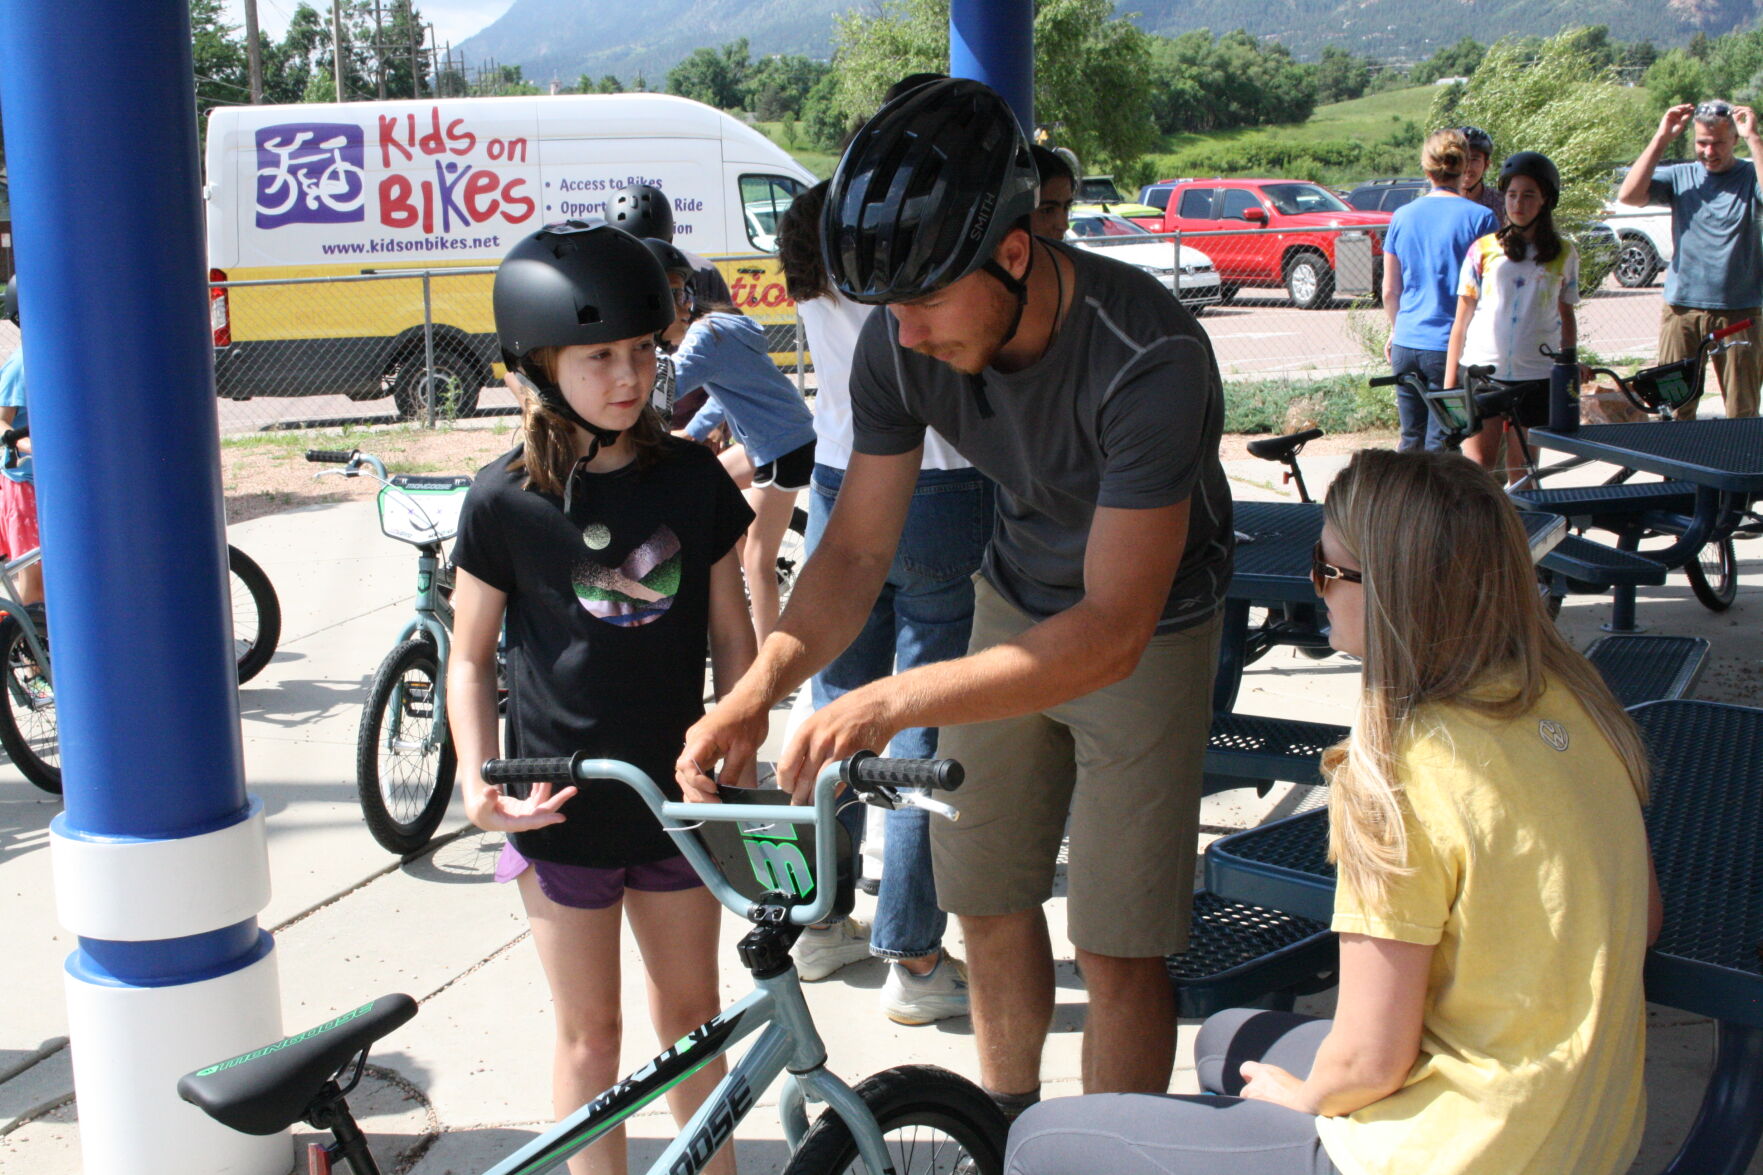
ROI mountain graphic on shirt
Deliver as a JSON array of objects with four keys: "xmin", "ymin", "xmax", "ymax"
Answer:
[{"xmin": 574, "ymin": 524, "xmax": 681, "ymax": 627}]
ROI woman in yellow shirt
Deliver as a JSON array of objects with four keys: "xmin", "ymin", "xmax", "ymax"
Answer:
[{"xmin": 1006, "ymin": 448, "xmax": 1661, "ymax": 1175}]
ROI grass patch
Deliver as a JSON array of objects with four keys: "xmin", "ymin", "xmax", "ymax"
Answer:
[
  {"xmin": 751, "ymin": 121, "xmax": 839, "ymax": 178},
  {"xmin": 1224, "ymin": 372, "xmax": 1400, "ymax": 435}
]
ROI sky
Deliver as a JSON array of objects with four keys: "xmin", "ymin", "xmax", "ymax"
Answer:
[{"xmin": 220, "ymin": 0, "xmax": 515, "ymax": 54}]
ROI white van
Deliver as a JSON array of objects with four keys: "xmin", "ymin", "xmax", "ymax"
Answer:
[{"xmin": 204, "ymin": 93, "xmax": 814, "ymax": 415}]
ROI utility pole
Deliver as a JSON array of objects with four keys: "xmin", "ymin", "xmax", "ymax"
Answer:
[
  {"xmin": 373, "ymin": 0, "xmax": 386, "ymax": 99},
  {"xmin": 242, "ymin": 0, "xmax": 263, "ymax": 102},
  {"xmin": 408, "ymin": 0, "xmax": 420, "ymax": 98},
  {"xmin": 331, "ymin": 1, "xmax": 346, "ymax": 100}
]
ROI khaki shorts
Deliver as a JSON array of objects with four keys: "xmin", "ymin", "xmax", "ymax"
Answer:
[
  {"xmin": 932, "ymin": 577, "xmax": 1221, "ymax": 958},
  {"xmin": 1659, "ymin": 303, "xmax": 1761, "ymax": 419}
]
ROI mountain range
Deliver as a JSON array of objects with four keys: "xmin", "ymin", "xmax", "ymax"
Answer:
[{"xmin": 456, "ymin": 0, "xmax": 1763, "ymax": 87}]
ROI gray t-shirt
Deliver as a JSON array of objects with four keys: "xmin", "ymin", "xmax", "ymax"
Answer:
[
  {"xmin": 1650, "ymin": 160, "xmax": 1763, "ymax": 310},
  {"xmin": 850, "ymin": 243, "xmax": 1233, "ymax": 632}
]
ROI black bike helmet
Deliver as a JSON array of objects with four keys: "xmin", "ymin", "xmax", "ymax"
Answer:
[
  {"xmin": 493, "ymin": 221, "xmax": 674, "ymax": 447},
  {"xmin": 642, "ymin": 237, "xmax": 694, "ymax": 278},
  {"xmin": 822, "ymin": 77, "xmax": 1040, "ymax": 306},
  {"xmin": 1459, "ymin": 125, "xmax": 1494, "ymax": 158},
  {"xmin": 605, "ymin": 183, "xmax": 674, "ymax": 242},
  {"xmin": 1498, "ymin": 151, "xmax": 1560, "ymax": 211},
  {"xmin": 3, "ymin": 276, "xmax": 16, "ymax": 327}
]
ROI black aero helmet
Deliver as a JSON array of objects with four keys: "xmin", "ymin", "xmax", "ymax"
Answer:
[
  {"xmin": 2, "ymin": 276, "xmax": 15, "ymax": 326},
  {"xmin": 1498, "ymin": 151, "xmax": 1560, "ymax": 210},
  {"xmin": 606, "ymin": 183, "xmax": 674, "ymax": 242},
  {"xmin": 822, "ymin": 77, "xmax": 1040, "ymax": 305},
  {"xmin": 493, "ymin": 221, "xmax": 673, "ymax": 444},
  {"xmin": 1459, "ymin": 125, "xmax": 1494, "ymax": 158},
  {"xmin": 642, "ymin": 236, "xmax": 694, "ymax": 278}
]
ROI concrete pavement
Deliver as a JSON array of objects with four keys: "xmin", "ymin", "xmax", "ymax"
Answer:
[{"xmin": 3, "ymin": 450, "xmax": 1762, "ymax": 1173}]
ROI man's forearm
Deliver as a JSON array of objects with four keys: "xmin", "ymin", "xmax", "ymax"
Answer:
[{"xmin": 1619, "ymin": 139, "xmax": 1670, "ymax": 206}]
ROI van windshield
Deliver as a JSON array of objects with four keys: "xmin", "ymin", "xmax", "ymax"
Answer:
[{"xmin": 1262, "ymin": 184, "xmax": 1350, "ymax": 215}]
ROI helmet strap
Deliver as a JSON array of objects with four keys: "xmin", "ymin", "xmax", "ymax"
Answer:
[
  {"xmin": 531, "ymin": 375, "xmax": 622, "ymax": 463},
  {"xmin": 981, "ymin": 234, "xmax": 1035, "ymax": 347}
]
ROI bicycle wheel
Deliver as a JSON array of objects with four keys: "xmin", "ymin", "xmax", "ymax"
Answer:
[
  {"xmin": 229, "ymin": 546, "xmax": 282, "ymax": 684},
  {"xmin": 0, "ymin": 605, "xmax": 60, "ymax": 794},
  {"xmin": 356, "ymin": 637, "xmax": 456, "ymax": 854},
  {"xmin": 782, "ymin": 1064, "xmax": 1008, "ymax": 1175},
  {"xmin": 1685, "ymin": 535, "xmax": 1738, "ymax": 612}
]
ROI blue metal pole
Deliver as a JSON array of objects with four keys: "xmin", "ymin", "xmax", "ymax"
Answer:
[
  {"xmin": 950, "ymin": 0, "xmax": 1035, "ymax": 132},
  {"xmin": 0, "ymin": 1, "xmax": 285, "ymax": 1171}
]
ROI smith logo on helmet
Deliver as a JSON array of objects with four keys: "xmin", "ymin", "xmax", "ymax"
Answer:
[{"xmin": 968, "ymin": 192, "xmax": 997, "ymax": 243}]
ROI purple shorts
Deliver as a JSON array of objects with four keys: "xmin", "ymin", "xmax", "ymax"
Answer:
[{"xmin": 495, "ymin": 840, "xmax": 703, "ymax": 910}]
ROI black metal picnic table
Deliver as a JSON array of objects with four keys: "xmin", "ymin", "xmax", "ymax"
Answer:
[
  {"xmin": 1214, "ymin": 501, "xmax": 1566, "ymax": 712},
  {"xmin": 1528, "ymin": 418, "xmax": 1763, "ymax": 630},
  {"xmin": 1204, "ymin": 698, "xmax": 1763, "ymax": 1175}
]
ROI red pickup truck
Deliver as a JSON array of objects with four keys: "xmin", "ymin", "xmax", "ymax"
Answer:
[{"xmin": 1132, "ymin": 178, "xmax": 1391, "ymax": 309}]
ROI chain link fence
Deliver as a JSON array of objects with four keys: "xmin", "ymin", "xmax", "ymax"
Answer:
[
  {"xmin": 207, "ymin": 252, "xmax": 808, "ymax": 436},
  {"xmin": 205, "ymin": 230, "xmax": 1673, "ymax": 438}
]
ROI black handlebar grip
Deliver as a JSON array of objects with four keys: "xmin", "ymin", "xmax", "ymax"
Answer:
[
  {"xmin": 843, "ymin": 751, "xmax": 965, "ymax": 792},
  {"xmin": 481, "ymin": 753, "xmax": 583, "ymax": 786},
  {"xmin": 305, "ymin": 449, "xmax": 356, "ymax": 464},
  {"xmin": 1366, "ymin": 374, "xmax": 1398, "ymax": 387}
]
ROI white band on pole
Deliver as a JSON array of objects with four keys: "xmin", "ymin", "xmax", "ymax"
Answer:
[{"xmin": 51, "ymin": 799, "xmax": 271, "ymax": 941}]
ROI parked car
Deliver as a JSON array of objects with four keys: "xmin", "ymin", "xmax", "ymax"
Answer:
[
  {"xmin": 1065, "ymin": 211, "xmax": 1222, "ymax": 312},
  {"xmin": 1139, "ymin": 178, "xmax": 1390, "ymax": 309},
  {"xmin": 1599, "ymin": 202, "xmax": 1673, "ymax": 289},
  {"xmin": 1345, "ymin": 177, "xmax": 1428, "ymax": 213},
  {"xmin": 1071, "ymin": 176, "xmax": 1161, "ymax": 221}
]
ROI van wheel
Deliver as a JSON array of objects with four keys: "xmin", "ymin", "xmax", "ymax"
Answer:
[
  {"xmin": 1614, "ymin": 235, "xmax": 1660, "ymax": 288},
  {"xmin": 392, "ymin": 346, "xmax": 485, "ymax": 420},
  {"xmin": 1285, "ymin": 253, "xmax": 1334, "ymax": 310}
]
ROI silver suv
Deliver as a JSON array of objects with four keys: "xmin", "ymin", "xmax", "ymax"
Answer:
[{"xmin": 1601, "ymin": 168, "xmax": 1674, "ymax": 288}]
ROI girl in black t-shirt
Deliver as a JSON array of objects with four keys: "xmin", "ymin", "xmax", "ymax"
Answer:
[{"xmin": 450, "ymin": 223, "xmax": 755, "ymax": 1175}]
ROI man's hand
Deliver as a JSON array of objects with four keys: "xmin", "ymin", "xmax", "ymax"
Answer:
[
  {"xmin": 1737, "ymin": 105, "xmax": 1759, "ymax": 141},
  {"xmin": 1239, "ymin": 1062, "xmax": 1318, "ymax": 1115},
  {"xmin": 1660, "ymin": 103, "xmax": 1695, "ymax": 141},
  {"xmin": 677, "ymin": 691, "xmax": 772, "ymax": 803},
  {"xmin": 774, "ymin": 684, "xmax": 902, "ymax": 801}
]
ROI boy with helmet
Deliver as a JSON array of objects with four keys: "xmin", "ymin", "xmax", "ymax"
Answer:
[
  {"xmin": 452, "ymin": 221, "xmax": 754, "ymax": 1175},
  {"xmin": 1457, "ymin": 126, "xmax": 1504, "ymax": 225},
  {"xmin": 682, "ymin": 77, "xmax": 1233, "ymax": 1114},
  {"xmin": 604, "ymin": 182, "xmax": 733, "ymax": 307}
]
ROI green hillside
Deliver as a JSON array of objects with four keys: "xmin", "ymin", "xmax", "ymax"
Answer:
[{"xmin": 1143, "ymin": 86, "xmax": 1442, "ymax": 187}]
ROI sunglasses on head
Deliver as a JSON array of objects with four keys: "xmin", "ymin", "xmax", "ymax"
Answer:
[
  {"xmin": 1311, "ymin": 540, "xmax": 1363, "ymax": 593},
  {"xmin": 1697, "ymin": 100, "xmax": 1735, "ymax": 121}
]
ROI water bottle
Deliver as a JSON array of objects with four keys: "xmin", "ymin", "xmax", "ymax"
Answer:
[{"xmin": 1548, "ymin": 346, "xmax": 1579, "ymax": 433}]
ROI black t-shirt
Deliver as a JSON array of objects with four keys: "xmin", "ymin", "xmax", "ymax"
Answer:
[{"xmin": 452, "ymin": 438, "xmax": 753, "ymax": 867}]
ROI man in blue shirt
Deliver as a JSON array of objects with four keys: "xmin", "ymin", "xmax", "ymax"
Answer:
[{"xmin": 1620, "ymin": 100, "xmax": 1763, "ymax": 419}]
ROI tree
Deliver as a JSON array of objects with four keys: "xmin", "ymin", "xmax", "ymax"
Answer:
[
  {"xmin": 1435, "ymin": 28, "xmax": 1653, "ymax": 229},
  {"xmin": 828, "ymin": 0, "xmax": 1160, "ymax": 177},
  {"xmin": 1149, "ymin": 29, "xmax": 1316, "ymax": 135},
  {"xmin": 1411, "ymin": 36, "xmax": 1485, "ymax": 85},
  {"xmin": 743, "ymin": 54, "xmax": 832, "ymax": 120},
  {"xmin": 1312, "ymin": 46, "xmax": 1372, "ymax": 106},
  {"xmin": 190, "ymin": 0, "xmax": 251, "ymax": 125},
  {"xmin": 667, "ymin": 39, "xmax": 749, "ymax": 109},
  {"xmin": 1646, "ymin": 50, "xmax": 1713, "ymax": 113},
  {"xmin": 473, "ymin": 63, "xmax": 538, "ymax": 96}
]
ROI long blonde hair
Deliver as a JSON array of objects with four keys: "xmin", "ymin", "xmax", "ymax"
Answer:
[
  {"xmin": 1321, "ymin": 449, "xmax": 1651, "ymax": 907},
  {"xmin": 509, "ymin": 346, "xmax": 668, "ymax": 497}
]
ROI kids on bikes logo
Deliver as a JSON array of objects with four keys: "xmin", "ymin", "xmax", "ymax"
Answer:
[{"xmin": 254, "ymin": 123, "xmax": 367, "ymax": 229}]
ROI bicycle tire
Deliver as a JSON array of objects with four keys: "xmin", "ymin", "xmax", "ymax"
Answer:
[
  {"xmin": 775, "ymin": 505, "xmax": 810, "ymax": 595},
  {"xmin": 781, "ymin": 1064, "xmax": 1008, "ymax": 1175},
  {"xmin": 1684, "ymin": 535, "xmax": 1738, "ymax": 612},
  {"xmin": 357, "ymin": 637, "xmax": 456, "ymax": 854},
  {"xmin": 0, "ymin": 604, "xmax": 60, "ymax": 794},
  {"xmin": 229, "ymin": 546, "xmax": 282, "ymax": 684}
]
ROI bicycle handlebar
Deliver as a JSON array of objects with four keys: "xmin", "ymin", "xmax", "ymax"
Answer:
[
  {"xmin": 477, "ymin": 754, "xmax": 964, "ymax": 926},
  {"xmin": 305, "ymin": 449, "xmax": 391, "ymax": 482},
  {"xmin": 1712, "ymin": 318, "xmax": 1753, "ymax": 341},
  {"xmin": 1366, "ymin": 374, "xmax": 1398, "ymax": 387},
  {"xmin": 305, "ymin": 449, "xmax": 355, "ymax": 464}
]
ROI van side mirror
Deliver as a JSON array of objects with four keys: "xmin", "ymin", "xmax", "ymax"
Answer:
[{"xmin": 1240, "ymin": 206, "xmax": 1267, "ymax": 224}]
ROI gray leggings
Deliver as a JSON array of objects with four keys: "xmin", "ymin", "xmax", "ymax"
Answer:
[{"xmin": 1005, "ymin": 1009, "xmax": 1341, "ymax": 1175}]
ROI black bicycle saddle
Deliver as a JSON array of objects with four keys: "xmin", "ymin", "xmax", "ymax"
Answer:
[
  {"xmin": 177, "ymin": 992, "xmax": 417, "ymax": 1135},
  {"xmin": 1246, "ymin": 428, "xmax": 1324, "ymax": 463}
]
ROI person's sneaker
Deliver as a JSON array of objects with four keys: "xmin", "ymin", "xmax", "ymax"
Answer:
[
  {"xmin": 792, "ymin": 917, "xmax": 872, "ymax": 981},
  {"xmin": 880, "ymin": 953, "xmax": 970, "ymax": 1025}
]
